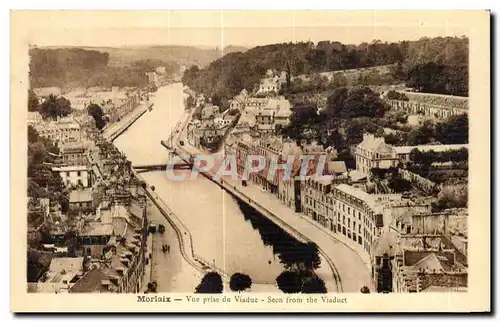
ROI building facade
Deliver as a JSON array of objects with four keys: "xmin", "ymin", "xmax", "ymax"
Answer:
[
  {"xmin": 355, "ymin": 133, "xmax": 399, "ymax": 178},
  {"xmin": 53, "ymin": 165, "xmax": 91, "ymax": 188}
]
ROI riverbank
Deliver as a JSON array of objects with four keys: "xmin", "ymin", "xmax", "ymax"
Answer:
[
  {"xmin": 165, "ymin": 108, "xmax": 342, "ymax": 292},
  {"xmin": 102, "ymin": 101, "xmax": 153, "ymax": 141},
  {"xmin": 109, "ymin": 84, "xmax": 281, "ymax": 292},
  {"xmin": 171, "ymin": 105, "xmax": 374, "ymax": 293}
]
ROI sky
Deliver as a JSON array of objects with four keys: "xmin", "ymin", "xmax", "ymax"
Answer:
[{"xmin": 15, "ymin": 11, "xmax": 470, "ymax": 48}]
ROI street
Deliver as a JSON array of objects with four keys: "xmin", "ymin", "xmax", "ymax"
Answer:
[{"xmin": 146, "ymin": 198, "xmax": 202, "ymax": 292}]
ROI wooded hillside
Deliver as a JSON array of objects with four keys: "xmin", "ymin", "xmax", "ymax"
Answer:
[{"xmin": 182, "ymin": 37, "xmax": 469, "ymax": 101}]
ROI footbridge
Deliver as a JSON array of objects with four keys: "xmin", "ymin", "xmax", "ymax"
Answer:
[{"xmin": 133, "ymin": 162, "xmax": 193, "ymax": 173}]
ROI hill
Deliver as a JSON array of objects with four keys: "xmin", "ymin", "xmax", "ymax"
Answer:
[
  {"xmin": 40, "ymin": 45, "xmax": 249, "ymax": 68},
  {"xmin": 181, "ymin": 37, "xmax": 469, "ymax": 102}
]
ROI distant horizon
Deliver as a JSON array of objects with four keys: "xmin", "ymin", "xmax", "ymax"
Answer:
[{"xmin": 32, "ymin": 33, "xmax": 468, "ymax": 52}]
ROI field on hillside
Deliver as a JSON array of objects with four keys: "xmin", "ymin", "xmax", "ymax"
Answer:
[{"xmin": 43, "ymin": 45, "xmax": 248, "ymax": 68}]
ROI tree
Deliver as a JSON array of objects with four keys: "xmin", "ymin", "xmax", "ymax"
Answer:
[
  {"xmin": 324, "ymin": 86, "xmax": 387, "ymax": 120},
  {"xmin": 65, "ymin": 229, "xmax": 80, "ymax": 257},
  {"xmin": 387, "ymin": 176, "xmax": 412, "ymax": 193},
  {"xmin": 386, "ymin": 90, "xmax": 409, "ymax": 101},
  {"xmin": 195, "ymin": 272, "xmax": 223, "ymax": 293},
  {"xmin": 324, "ymin": 87, "xmax": 349, "ymax": 118},
  {"xmin": 147, "ymin": 281, "xmax": 158, "ymax": 293},
  {"xmin": 229, "ymin": 273, "xmax": 252, "ymax": 292},
  {"xmin": 39, "ymin": 94, "xmax": 72, "ymax": 119},
  {"xmin": 27, "ymin": 126, "xmax": 67, "ymax": 205},
  {"xmin": 186, "ymin": 96, "xmax": 195, "ymax": 109},
  {"xmin": 87, "ymin": 103, "xmax": 107, "ymax": 130},
  {"xmin": 286, "ymin": 61, "xmax": 292, "ymax": 88},
  {"xmin": 28, "ymin": 90, "xmax": 39, "ymax": 112},
  {"xmin": 407, "ymin": 120, "xmax": 436, "ymax": 145},
  {"xmin": 302, "ymin": 242, "xmax": 322, "ymax": 271},
  {"xmin": 301, "ymin": 277, "xmax": 327, "ymax": 293},
  {"xmin": 435, "ymin": 114, "xmax": 468, "ymax": 144},
  {"xmin": 278, "ymin": 242, "xmax": 321, "ymax": 273},
  {"xmin": 276, "ymin": 271, "xmax": 302, "ymax": 294}
]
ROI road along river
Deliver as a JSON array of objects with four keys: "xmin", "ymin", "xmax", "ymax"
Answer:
[{"xmin": 114, "ymin": 83, "xmax": 337, "ymax": 291}]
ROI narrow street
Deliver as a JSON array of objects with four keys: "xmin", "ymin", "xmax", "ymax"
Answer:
[{"xmin": 146, "ymin": 197, "xmax": 202, "ymax": 292}]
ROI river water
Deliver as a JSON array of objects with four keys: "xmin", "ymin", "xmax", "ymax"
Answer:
[{"xmin": 114, "ymin": 83, "xmax": 288, "ymax": 284}]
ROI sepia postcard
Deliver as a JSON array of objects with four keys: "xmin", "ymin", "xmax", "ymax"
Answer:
[{"xmin": 10, "ymin": 10, "xmax": 490, "ymax": 312}]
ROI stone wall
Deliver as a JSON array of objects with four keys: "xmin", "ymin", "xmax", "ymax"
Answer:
[
  {"xmin": 385, "ymin": 99, "xmax": 467, "ymax": 119},
  {"xmin": 418, "ymin": 272, "xmax": 468, "ymax": 290},
  {"xmin": 399, "ymin": 169, "xmax": 437, "ymax": 194}
]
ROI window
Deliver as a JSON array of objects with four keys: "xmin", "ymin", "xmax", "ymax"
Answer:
[
  {"xmin": 337, "ymin": 224, "xmax": 341, "ymax": 232},
  {"xmin": 358, "ymin": 236, "xmax": 362, "ymax": 245},
  {"xmin": 353, "ymin": 233, "xmax": 357, "ymax": 241},
  {"xmin": 343, "ymin": 216, "xmax": 345, "ymax": 224},
  {"xmin": 342, "ymin": 227, "xmax": 346, "ymax": 235},
  {"xmin": 348, "ymin": 218, "xmax": 350, "ymax": 226}
]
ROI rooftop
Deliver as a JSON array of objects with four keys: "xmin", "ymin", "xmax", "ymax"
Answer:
[
  {"xmin": 325, "ymin": 161, "xmax": 347, "ymax": 174},
  {"xmin": 45, "ymin": 257, "xmax": 84, "ymax": 284},
  {"xmin": 69, "ymin": 267, "xmax": 111, "ymax": 293},
  {"xmin": 393, "ymin": 144, "xmax": 469, "ymax": 155},
  {"xmin": 53, "ymin": 165, "xmax": 89, "ymax": 172},
  {"xmin": 80, "ymin": 222, "xmax": 114, "ymax": 237},
  {"xmin": 69, "ymin": 188, "xmax": 93, "ymax": 203},
  {"xmin": 358, "ymin": 133, "xmax": 394, "ymax": 154},
  {"xmin": 33, "ymin": 87, "xmax": 62, "ymax": 97},
  {"xmin": 335, "ymin": 184, "xmax": 375, "ymax": 204},
  {"xmin": 403, "ymin": 250, "xmax": 455, "ymax": 271}
]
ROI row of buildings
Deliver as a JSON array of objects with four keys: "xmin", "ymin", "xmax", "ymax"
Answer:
[
  {"xmin": 188, "ymin": 69, "xmax": 469, "ymax": 293},
  {"xmin": 380, "ymin": 90, "xmax": 469, "ymax": 120},
  {"xmin": 355, "ymin": 133, "xmax": 468, "ymax": 178},
  {"xmin": 186, "ymin": 103, "xmax": 239, "ymax": 150},
  {"xmin": 28, "ymin": 95, "xmax": 151, "ymax": 293},
  {"xmin": 223, "ymin": 129, "xmax": 468, "ymax": 292},
  {"xmin": 186, "ymin": 68, "xmax": 292, "ymax": 151},
  {"xmin": 33, "ymin": 86, "xmax": 136, "ymax": 110}
]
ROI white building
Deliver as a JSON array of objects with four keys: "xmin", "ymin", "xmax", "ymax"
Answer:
[
  {"xmin": 355, "ymin": 134, "xmax": 400, "ymax": 177},
  {"xmin": 257, "ymin": 78, "xmax": 281, "ymax": 94},
  {"xmin": 330, "ymin": 184, "xmax": 401, "ymax": 253},
  {"xmin": 52, "ymin": 165, "xmax": 90, "ymax": 188},
  {"xmin": 33, "ymin": 257, "xmax": 84, "ymax": 293},
  {"xmin": 27, "ymin": 112, "xmax": 43, "ymax": 126},
  {"xmin": 264, "ymin": 98, "xmax": 292, "ymax": 126},
  {"xmin": 356, "ymin": 133, "xmax": 469, "ymax": 176},
  {"xmin": 34, "ymin": 118, "xmax": 82, "ymax": 144}
]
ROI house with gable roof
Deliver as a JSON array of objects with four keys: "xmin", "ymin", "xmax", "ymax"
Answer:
[{"xmin": 355, "ymin": 133, "xmax": 400, "ymax": 177}]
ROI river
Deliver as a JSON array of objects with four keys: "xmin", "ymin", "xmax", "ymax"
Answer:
[{"xmin": 114, "ymin": 83, "xmax": 288, "ymax": 284}]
